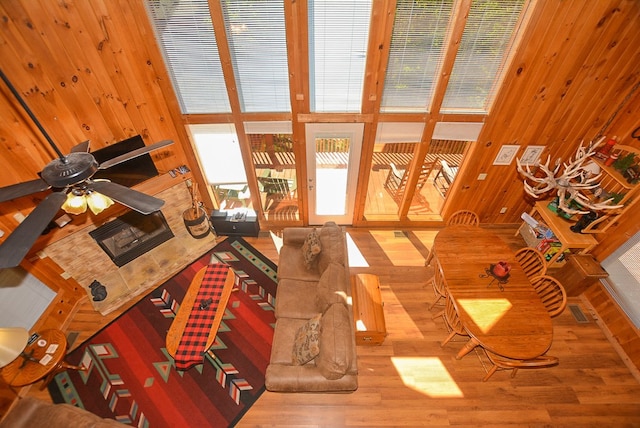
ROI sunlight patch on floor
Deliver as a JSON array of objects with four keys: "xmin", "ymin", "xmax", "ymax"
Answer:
[
  {"xmin": 412, "ymin": 230, "xmax": 440, "ymax": 253},
  {"xmin": 269, "ymin": 231, "xmax": 283, "ymax": 254},
  {"xmin": 381, "ymin": 286, "xmax": 424, "ymax": 340},
  {"xmin": 391, "ymin": 357, "xmax": 464, "ymax": 398},
  {"xmin": 370, "ymin": 230, "xmax": 425, "ymax": 266},
  {"xmin": 346, "ymin": 232, "xmax": 369, "ymax": 267},
  {"xmin": 456, "ymin": 298, "xmax": 512, "ymax": 334}
]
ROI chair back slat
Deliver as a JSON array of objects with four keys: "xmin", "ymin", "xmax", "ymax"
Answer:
[
  {"xmin": 446, "ymin": 210, "xmax": 480, "ymax": 226},
  {"xmin": 531, "ymin": 275, "xmax": 567, "ymax": 317},
  {"xmin": 515, "ymin": 247, "xmax": 547, "ymax": 278}
]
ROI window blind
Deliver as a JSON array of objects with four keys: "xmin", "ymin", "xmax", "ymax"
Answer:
[
  {"xmin": 221, "ymin": 0, "xmax": 291, "ymax": 112},
  {"xmin": 146, "ymin": 0, "xmax": 231, "ymax": 114},
  {"xmin": 602, "ymin": 230, "xmax": 640, "ymax": 328},
  {"xmin": 381, "ymin": 0, "xmax": 454, "ymax": 113},
  {"xmin": 441, "ymin": 0, "xmax": 526, "ymax": 113},
  {"xmin": 188, "ymin": 124, "xmax": 247, "ymax": 184},
  {"xmin": 309, "ymin": 0, "xmax": 372, "ymax": 112}
]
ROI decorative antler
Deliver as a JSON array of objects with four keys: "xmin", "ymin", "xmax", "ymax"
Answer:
[{"xmin": 516, "ymin": 137, "xmax": 624, "ymax": 215}]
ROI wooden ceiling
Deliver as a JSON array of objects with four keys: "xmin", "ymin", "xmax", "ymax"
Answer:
[{"xmin": 0, "ymin": 0, "xmax": 639, "ymax": 259}]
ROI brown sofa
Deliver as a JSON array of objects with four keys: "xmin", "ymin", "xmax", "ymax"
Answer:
[
  {"xmin": 265, "ymin": 222, "xmax": 358, "ymax": 392},
  {"xmin": 0, "ymin": 397, "xmax": 122, "ymax": 427}
]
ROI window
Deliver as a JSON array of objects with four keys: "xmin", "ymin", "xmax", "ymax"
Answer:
[
  {"xmin": 221, "ymin": 0, "xmax": 291, "ymax": 112},
  {"xmin": 381, "ymin": 0, "xmax": 454, "ymax": 113},
  {"xmin": 309, "ymin": 0, "xmax": 372, "ymax": 112},
  {"xmin": 441, "ymin": 0, "xmax": 526, "ymax": 113},
  {"xmin": 602, "ymin": 231, "xmax": 640, "ymax": 328},
  {"xmin": 381, "ymin": 0, "xmax": 526, "ymax": 114},
  {"xmin": 146, "ymin": 0, "xmax": 231, "ymax": 114},
  {"xmin": 188, "ymin": 124, "xmax": 252, "ymax": 210}
]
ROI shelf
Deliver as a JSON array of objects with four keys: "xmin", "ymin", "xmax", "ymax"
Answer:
[
  {"xmin": 592, "ymin": 158, "xmax": 635, "ymax": 190},
  {"xmin": 518, "ymin": 202, "xmax": 598, "ymax": 266}
]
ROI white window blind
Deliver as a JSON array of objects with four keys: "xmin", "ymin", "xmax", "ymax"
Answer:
[
  {"xmin": 221, "ymin": 0, "xmax": 291, "ymax": 112},
  {"xmin": 441, "ymin": 0, "xmax": 526, "ymax": 113},
  {"xmin": 602, "ymin": 231, "xmax": 640, "ymax": 328},
  {"xmin": 381, "ymin": 0, "xmax": 454, "ymax": 113},
  {"xmin": 375, "ymin": 122, "xmax": 425, "ymax": 143},
  {"xmin": 0, "ymin": 267, "xmax": 56, "ymax": 330},
  {"xmin": 146, "ymin": 0, "xmax": 231, "ymax": 114},
  {"xmin": 188, "ymin": 124, "xmax": 247, "ymax": 185},
  {"xmin": 309, "ymin": 0, "xmax": 372, "ymax": 112}
]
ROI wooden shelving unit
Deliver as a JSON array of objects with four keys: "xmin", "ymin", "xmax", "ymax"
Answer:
[{"xmin": 517, "ymin": 201, "xmax": 598, "ymax": 266}]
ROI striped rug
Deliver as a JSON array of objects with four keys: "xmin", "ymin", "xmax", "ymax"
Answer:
[{"xmin": 49, "ymin": 237, "xmax": 277, "ymax": 427}]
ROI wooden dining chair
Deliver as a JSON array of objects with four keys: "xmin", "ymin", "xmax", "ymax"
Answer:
[
  {"xmin": 515, "ymin": 247, "xmax": 547, "ymax": 278},
  {"xmin": 446, "ymin": 210, "xmax": 480, "ymax": 227},
  {"xmin": 439, "ymin": 295, "xmax": 469, "ymax": 347},
  {"xmin": 429, "ymin": 257, "xmax": 447, "ymax": 314},
  {"xmin": 482, "ymin": 350, "xmax": 559, "ymax": 381},
  {"xmin": 530, "ymin": 275, "xmax": 568, "ymax": 318}
]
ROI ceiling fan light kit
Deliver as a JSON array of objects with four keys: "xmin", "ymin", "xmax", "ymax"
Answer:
[
  {"xmin": 61, "ymin": 187, "xmax": 115, "ymax": 216},
  {"xmin": 0, "ymin": 68, "xmax": 175, "ymax": 269}
]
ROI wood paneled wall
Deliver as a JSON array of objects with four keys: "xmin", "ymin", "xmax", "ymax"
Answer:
[
  {"xmin": 0, "ymin": 1, "xmax": 639, "ymax": 352},
  {"xmin": 449, "ymin": 0, "xmax": 640, "ymax": 232},
  {"xmin": 0, "ymin": 0, "xmax": 205, "ymax": 248}
]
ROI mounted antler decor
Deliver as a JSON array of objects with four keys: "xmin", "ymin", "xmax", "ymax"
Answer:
[{"xmin": 516, "ymin": 137, "xmax": 624, "ymax": 215}]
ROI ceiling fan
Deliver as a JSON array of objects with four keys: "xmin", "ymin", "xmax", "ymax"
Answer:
[{"xmin": 0, "ymin": 68, "xmax": 174, "ymax": 269}]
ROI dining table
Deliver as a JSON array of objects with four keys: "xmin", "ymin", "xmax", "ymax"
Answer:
[{"xmin": 432, "ymin": 225, "xmax": 554, "ymax": 360}]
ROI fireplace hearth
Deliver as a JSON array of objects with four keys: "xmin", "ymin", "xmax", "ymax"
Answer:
[{"xmin": 90, "ymin": 211, "xmax": 174, "ymax": 267}]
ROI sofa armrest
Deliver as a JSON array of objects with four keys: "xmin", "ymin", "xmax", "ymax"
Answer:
[
  {"xmin": 0, "ymin": 397, "xmax": 123, "ymax": 428},
  {"xmin": 265, "ymin": 364, "xmax": 357, "ymax": 392},
  {"xmin": 283, "ymin": 227, "xmax": 314, "ymax": 246}
]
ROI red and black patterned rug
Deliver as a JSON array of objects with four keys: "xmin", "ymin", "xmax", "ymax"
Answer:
[{"xmin": 49, "ymin": 237, "xmax": 277, "ymax": 427}]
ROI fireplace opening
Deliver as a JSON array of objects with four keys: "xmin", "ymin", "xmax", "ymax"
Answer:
[{"xmin": 90, "ymin": 211, "xmax": 174, "ymax": 267}]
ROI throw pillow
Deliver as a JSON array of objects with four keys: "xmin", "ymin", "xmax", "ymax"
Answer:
[
  {"xmin": 292, "ymin": 314, "xmax": 322, "ymax": 365},
  {"xmin": 301, "ymin": 228, "xmax": 322, "ymax": 270}
]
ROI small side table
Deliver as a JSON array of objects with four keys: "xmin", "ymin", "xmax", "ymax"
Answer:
[{"xmin": 1, "ymin": 329, "xmax": 85, "ymax": 390}]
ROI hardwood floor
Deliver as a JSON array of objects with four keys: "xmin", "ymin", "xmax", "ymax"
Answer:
[{"xmin": 4, "ymin": 226, "xmax": 640, "ymax": 426}]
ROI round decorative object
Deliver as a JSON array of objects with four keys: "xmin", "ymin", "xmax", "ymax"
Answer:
[
  {"xmin": 89, "ymin": 280, "xmax": 107, "ymax": 302},
  {"xmin": 40, "ymin": 153, "xmax": 99, "ymax": 188},
  {"xmin": 183, "ymin": 206, "xmax": 212, "ymax": 239}
]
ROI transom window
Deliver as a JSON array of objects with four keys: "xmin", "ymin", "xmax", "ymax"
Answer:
[{"xmin": 147, "ymin": 0, "xmax": 528, "ymax": 116}]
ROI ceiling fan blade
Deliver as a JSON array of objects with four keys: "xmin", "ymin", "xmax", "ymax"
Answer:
[
  {"xmin": 97, "ymin": 139, "xmax": 174, "ymax": 170},
  {"xmin": 88, "ymin": 180, "xmax": 165, "ymax": 214},
  {"xmin": 0, "ymin": 191, "xmax": 67, "ymax": 269},
  {"xmin": 70, "ymin": 140, "xmax": 90, "ymax": 153},
  {"xmin": 0, "ymin": 179, "xmax": 51, "ymax": 203}
]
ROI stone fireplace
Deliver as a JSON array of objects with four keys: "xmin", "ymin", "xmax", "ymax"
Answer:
[{"xmin": 43, "ymin": 182, "xmax": 218, "ymax": 315}]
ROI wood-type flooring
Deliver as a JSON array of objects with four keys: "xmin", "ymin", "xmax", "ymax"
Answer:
[{"xmin": 3, "ymin": 226, "xmax": 640, "ymax": 427}]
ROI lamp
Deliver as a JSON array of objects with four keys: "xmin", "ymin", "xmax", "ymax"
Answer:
[
  {"xmin": 86, "ymin": 190, "xmax": 114, "ymax": 214},
  {"xmin": 61, "ymin": 189, "xmax": 87, "ymax": 215},
  {"xmin": 61, "ymin": 187, "xmax": 114, "ymax": 215},
  {"xmin": 0, "ymin": 327, "xmax": 29, "ymax": 368}
]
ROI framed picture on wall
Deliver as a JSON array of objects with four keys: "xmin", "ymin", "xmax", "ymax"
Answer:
[
  {"xmin": 519, "ymin": 145, "xmax": 545, "ymax": 166},
  {"xmin": 493, "ymin": 145, "xmax": 520, "ymax": 165}
]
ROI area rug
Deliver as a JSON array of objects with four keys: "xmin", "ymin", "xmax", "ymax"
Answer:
[{"xmin": 48, "ymin": 237, "xmax": 278, "ymax": 428}]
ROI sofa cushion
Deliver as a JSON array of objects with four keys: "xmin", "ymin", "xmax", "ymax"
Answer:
[
  {"xmin": 275, "ymin": 278, "xmax": 321, "ymax": 319},
  {"xmin": 315, "ymin": 262, "xmax": 349, "ymax": 312},
  {"xmin": 317, "ymin": 225, "xmax": 347, "ymax": 273},
  {"xmin": 316, "ymin": 303, "xmax": 353, "ymax": 380},
  {"xmin": 292, "ymin": 313, "xmax": 322, "ymax": 365},
  {"xmin": 301, "ymin": 228, "xmax": 321, "ymax": 270},
  {"xmin": 270, "ymin": 317, "xmax": 309, "ymax": 365}
]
